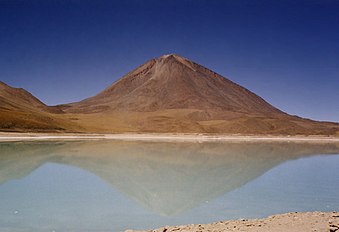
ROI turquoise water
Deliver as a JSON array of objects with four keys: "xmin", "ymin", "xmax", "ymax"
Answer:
[{"xmin": 0, "ymin": 140, "xmax": 339, "ymax": 231}]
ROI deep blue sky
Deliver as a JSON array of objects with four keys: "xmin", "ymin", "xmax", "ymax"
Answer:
[{"xmin": 0, "ymin": 0, "xmax": 338, "ymax": 122}]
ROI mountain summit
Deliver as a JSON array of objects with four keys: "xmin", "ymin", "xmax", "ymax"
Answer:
[{"xmin": 1, "ymin": 54, "xmax": 338, "ymax": 134}]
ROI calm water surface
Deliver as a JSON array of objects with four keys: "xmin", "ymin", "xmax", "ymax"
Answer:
[{"xmin": 0, "ymin": 140, "xmax": 339, "ymax": 232}]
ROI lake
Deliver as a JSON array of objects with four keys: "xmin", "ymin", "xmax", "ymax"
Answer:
[{"xmin": 0, "ymin": 140, "xmax": 339, "ymax": 232}]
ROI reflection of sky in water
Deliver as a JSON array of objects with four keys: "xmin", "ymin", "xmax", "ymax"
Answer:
[{"xmin": 0, "ymin": 141, "xmax": 339, "ymax": 231}]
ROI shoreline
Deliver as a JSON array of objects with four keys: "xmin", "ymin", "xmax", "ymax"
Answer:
[
  {"xmin": 126, "ymin": 211, "xmax": 339, "ymax": 232},
  {"xmin": 0, "ymin": 132, "xmax": 339, "ymax": 142}
]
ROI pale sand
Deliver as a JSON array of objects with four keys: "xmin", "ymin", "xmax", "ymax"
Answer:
[
  {"xmin": 126, "ymin": 211, "xmax": 339, "ymax": 232},
  {"xmin": 0, "ymin": 132, "xmax": 338, "ymax": 142}
]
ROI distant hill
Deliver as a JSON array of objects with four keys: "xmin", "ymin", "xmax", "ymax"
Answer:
[
  {"xmin": 0, "ymin": 82, "xmax": 75, "ymax": 132},
  {"xmin": 1, "ymin": 55, "xmax": 338, "ymax": 135}
]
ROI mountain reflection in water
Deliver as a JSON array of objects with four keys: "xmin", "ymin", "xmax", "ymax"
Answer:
[{"xmin": 1, "ymin": 140, "xmax": 338, "ymax": 216}]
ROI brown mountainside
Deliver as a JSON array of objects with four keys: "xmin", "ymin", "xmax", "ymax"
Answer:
[
  {"xmin": 64, "ymin": 54, "xmax": 282, "ymax": 116},
  {"xmin": 0, "ymin": 81, "xmax": 63, "ymax": 114},
  {"xmin": 0, "ymin": 82, "xmax": 77, "ymax": 132}
]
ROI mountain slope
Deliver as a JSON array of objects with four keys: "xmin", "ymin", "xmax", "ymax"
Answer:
[
  {"xmin": 0, "ymin": 81, "xmax": 63, "ymax": 113},
  {"xmin": 0, "ymin": 82, "xmax": 75, "ymax": 132}
]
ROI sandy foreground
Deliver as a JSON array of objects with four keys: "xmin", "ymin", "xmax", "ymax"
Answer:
[
  {"xmin": 0, "ymin": 132, "xmax": 339, "ymax": 142},
  {"xmin": 126, "ymin": 212, "xmax": 339, "ymax": 232}
]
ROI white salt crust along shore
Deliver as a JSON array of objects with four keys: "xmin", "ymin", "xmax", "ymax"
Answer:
[
  {"xmin": 0, "ymin": 132, "xmax": 339, "ymax": 143},
  {"xmin": 126, "ymin": 211, "xmax": 339, "ymax": 232}
]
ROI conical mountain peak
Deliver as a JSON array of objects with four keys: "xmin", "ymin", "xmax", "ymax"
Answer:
[
  {"xmin": 65, "ymin": 54, "xmax": 281, "ymax": 115},
  {"xmin": 156, "ymin": 53, "xmax": 197, "ymax": 72},
  {"xmin": 158, "ymin": 53, "xmax": 186, "ymax": 60},
  {"xmin": 159, "ymin": 53, "xmax": 177, "ymax": 58}
]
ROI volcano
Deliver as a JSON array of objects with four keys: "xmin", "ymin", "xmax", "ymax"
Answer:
[
  {"xmin": 64, "ymin": 54, "xmax": 281, "ymax": 115},
  {"xmin": 1, "ymin": 54, "xmax": 338, "ymax": 134}
]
